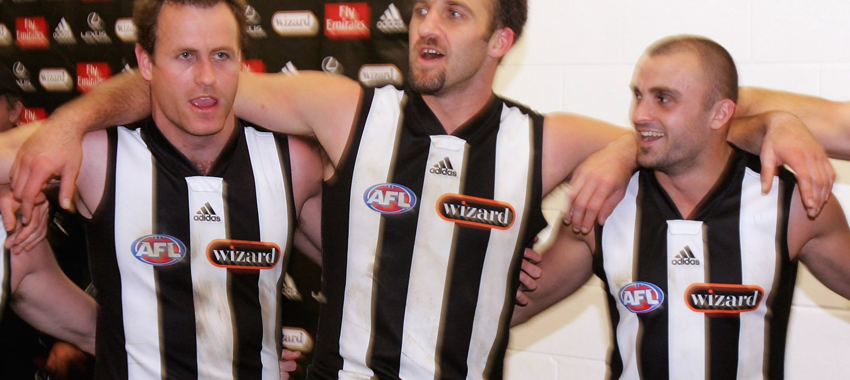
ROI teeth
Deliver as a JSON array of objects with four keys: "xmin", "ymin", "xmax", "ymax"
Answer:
[
  {"xmin": 640, "ymin": 131, "xmax": 664, "ymax": 138},
  {"xmin": 424, "ymin": 49, "xmax": 439, "ymax": 55}
]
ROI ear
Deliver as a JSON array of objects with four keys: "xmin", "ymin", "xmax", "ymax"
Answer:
[
  {"xmin": 488, "ymin": 27, "xmax": 515, "ymax": 59},
  {"xmin": 8, "ymin": 100, "xmax": 22, "ymax": 125},
  {"xmin": 710, "ymin": 98, "xmax": 736, "ymax": 131},
  {"xmin": 135, "ymin": 43, "xmax": 154, "ymax": 81}
]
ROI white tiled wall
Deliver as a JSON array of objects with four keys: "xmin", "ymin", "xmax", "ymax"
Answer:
[{"xmin": 497, "ymin": 1, "xmax": 850, "ymax": 378}]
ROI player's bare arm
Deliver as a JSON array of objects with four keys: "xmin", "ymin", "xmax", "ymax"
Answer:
[
  {"xmin": 737, "ymin": 87, "xmax": 850, "ymax": 160},
  {"xmin": 9, "ymin": 240, "xmax": 97, "ymax": 354},
  {"xmin": 787, "ymin": 186, "xmax": 850, "ymax": 299},
  {"xmin": 541, "ymin": 113, "xmax": 635, "ymax": 232},
  {"xmin": 286, "ymin": 136, "xmax": 325, "ymax": 265},
  {"xmin": 510, "ymin": 224, "xmax": 595, "ymax": 327},
  {"xmin": 11, "ymin": 70, "xmax": 150, "ymax": 214},
  {"xmin": 235, "ymin": 71, "xmax": 362, "ymax": 168}
]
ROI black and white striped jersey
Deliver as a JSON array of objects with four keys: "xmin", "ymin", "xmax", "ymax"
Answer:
[
  {"xmin": 311, "ymin": 86, "xmax": 547, "ymax": 380},
  {"xmin": 87, "ymin": 119, "xmax": 295, "ymax": 380},
  {"xmin": 594, "ymin": 148, "xmax": 798, "ymax": 380}
]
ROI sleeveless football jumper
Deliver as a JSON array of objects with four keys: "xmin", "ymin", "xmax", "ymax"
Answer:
[
  {"xmin": 311, "ymin": 86, "xmax": 547, "ymax": 380},
  {"xmin": 595, "ymin": 148, "xmax": 798, "ymax": 380},
  {"xmin": 87, "ymin": 119, "xmax": 295, "ymax": 380}
]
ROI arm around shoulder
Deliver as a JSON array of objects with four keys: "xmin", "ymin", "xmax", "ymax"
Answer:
[
  {"xmin": 789, "ymin": 188, "xmax": 850, "ymax": 300},
  {"xmin": 235, "ymin": 71, "xmax": 361, "ymax": 168},
  {"xmin": 737, "ymin": 87, "xmax": 850, "ymax": 160}
]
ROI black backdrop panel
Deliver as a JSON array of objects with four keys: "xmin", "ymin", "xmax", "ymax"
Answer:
[{"xmin": 0, "ymin": 0, "xmax": 413, "ymax": 115}]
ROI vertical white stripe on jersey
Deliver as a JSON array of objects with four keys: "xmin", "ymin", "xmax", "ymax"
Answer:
[
  {"xmin": 666, "ymin": 220, "xmax": 707, "ymax": 380},
  {"xmin": 465, "ymin": 105, "xmax": 532, "ymax": 380},
  {"xmin": 399, "ymin": 135, "xmax": 466, "ymax": 379},
  {"xmin": 244, "ymin": 128, "xmax": 291, "ymax": 380},
  {"xmin": 601, "ymin": 173, "xmax": 641, "ymax": 379},
  {"xmin": 339, "ymin": 86, "xmax": 405, "ymax": 378},
  {"xmin": 186, "ymin": 176, "xmax": 233, "ymax": 379},
  {"xmin": 736, "ymin": 169, "xmax": 778, "ymax": 380},
  {"xmin": 114, "ymin": 127, "xmax": 162, "ymax": 379}
]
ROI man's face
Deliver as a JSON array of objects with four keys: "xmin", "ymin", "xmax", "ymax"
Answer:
[
  {"xmin": 137, "ymin": 2, "xmax": 240, "ymax": 140},
  {"xmin": 408, "ymin": 0, "xmax": 496, "ymax": 95},
  {"xmin": 630, "ymin": 52, "xmax": 714, "ymax": 175}
]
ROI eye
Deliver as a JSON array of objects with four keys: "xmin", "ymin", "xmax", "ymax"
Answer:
[
  {"xmin": 656, "ymin": 95, "xmax": 669, "ymax": 103},
  {"xmin": 178, "ymin": 52, "xmax": 193, "ymax": 60},
  {"xmin": 415, "ymin": 7, "xmax": 427, "ymax": 16},
  {"xmin": 213, "ymin": 52, "xmax": 229, "ymax": 60},
  {"xmin": 633, "ymin": 90, "xmax": 642, "ymax": 101},
  {"xmin": 448, "ymin": 9, "xmax": 461, "ymax": 18}
]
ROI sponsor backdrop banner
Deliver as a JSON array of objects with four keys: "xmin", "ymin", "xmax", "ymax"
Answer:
[{"xmin": 0, "ymin": 0, "xmax": 412, "ymax": 116}]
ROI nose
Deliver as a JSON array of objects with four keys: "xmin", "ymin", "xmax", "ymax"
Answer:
[
  {"xmin": 415, "ymin": 9, "xmax": 440, "ymax": 39},
  {"xmin": 631, "ymin": 98, "xmax": 653, "ymax": 126},
  {"xmin": 195, "ymin": 57, "xmax": 216, "ymax": 87}
]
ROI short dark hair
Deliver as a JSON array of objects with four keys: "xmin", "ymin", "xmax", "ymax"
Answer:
[
  {"xmin": 134, "ymin": 0, "xmax": 248, "ymax": 57},
  {"xmin": 491, "ymin": 0, "xmax": 527, "ymax": 39},
  {"xmin": 646, "ymin": 35, "xmax": 738, "ymax": 108}
]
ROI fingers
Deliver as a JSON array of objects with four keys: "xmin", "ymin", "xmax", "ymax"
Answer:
[
  {"xmin": 597, "ymin": 192, "xmax": 622, "ymax": 226},
  {"xmin": 523, "ymin": 247, "xmax": 542, "ymax": 264},
  {"xmin": 16, "ymin": 166, "xmax": 52, "ymax": 225},
  {"xmin": 515, "ymin": 289, "xmax": 529, "ymax": 307},
  {"xmin": 562, "ymin": 181, "xmax": 578, "ymax": 226},
  {"xmin": 759, "ymin": 150, "xmax": 777, "ymax": 195},
  {"xmin": 567, "ymin": 180, "xmax": 594, "ymax": 234},
  {"xmin": 59, "ymin": 163, "xmax": 81, "ymax": 211},
  {"xmin": 281, "ymin": 349, "xmax": 301, "ymax": 360}
]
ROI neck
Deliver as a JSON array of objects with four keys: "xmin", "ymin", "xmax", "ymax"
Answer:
[
  {"xmin": 420, "ymin": 67, "xmax": 497, "ymax": 134},
  {"xmin": 654, "ymin": 142, "xmax": 733, "ymax": 218},
  {"xmin": 152, "ymin": 110, "xmax": 237, "ymax": 175}
]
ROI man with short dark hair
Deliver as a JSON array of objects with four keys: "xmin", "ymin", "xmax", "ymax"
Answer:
[
  {"xmin": 513, "ymin": 35, "xmax": 850, "ymax": 380},
  {"xmin": 0, "ymin": 0, "xmax": 323, "ymax": 378}
]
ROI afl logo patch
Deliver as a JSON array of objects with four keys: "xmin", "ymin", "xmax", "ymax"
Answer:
[
  {"xmin": 363, "ymin": 183, "xmax": 417, "ymax": 214},
  {"xmin": 619, "ymin": 281, "xmax": 664, "ymax": 314},
  {"xmin": 132, "ymin": 235, "xmax": 187, "ymax": 266}
]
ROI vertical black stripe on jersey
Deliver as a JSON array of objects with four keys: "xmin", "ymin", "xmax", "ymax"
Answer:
[
  {"xmin": 761, "ymin": 161, "xmax": 798, "ymax": 380},
  {"xmin": 694, "ymin": 154, "xmax": 745, "ymax": 380},
  {"xmin": 309, "ymin": 87, "xmax": 375, "ymax": 379},
  {"xmin": 217, "ymin": 128, "xmax": 271, "ymax": 380},
  {"xmin": 436, "ymin": 96, "xmax": 504, "ymax": 380},
  {"xmin": 483, "ymin": 99, "xmax": 546, "ymax": 380},
  {"xmin": 87, "ymin": 128, "xmax": 130, "ymax": 380},
  {"xmin": 147, "ymin": 121, "xmax": 200, "ymax": 380},
  {"xmin": 368, "ymin": 94, "xmax": 428, "ymax": 379},
  {"xmin": 635, "ymin": 170, "xmax": 673, "ymax": 380}
]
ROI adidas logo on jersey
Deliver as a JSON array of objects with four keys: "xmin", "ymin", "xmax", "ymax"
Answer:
[
  {"xmin": 377, "ymin": 3, "xmax": 407, "ymax": 33},
  {"xmin": 672, "ymin": 245, "xmax": 700, "ymax": 265},
  {"xmin": 53, "ymin": 18, "xmax": 76, "ymax": 45},
  {"xmin": 194, "ymin": 202, "xmax": 222, "ymax": 222},
  {"xmin": 429, "ymin": 157, "xmax": 457, "ymax": 177}
]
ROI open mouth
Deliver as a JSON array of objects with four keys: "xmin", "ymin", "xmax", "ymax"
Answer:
[
  {"xmin": 420, "ymin": 47, "xmax": 444, "ymax": 59},
  {"xmin": 639, "ymin": 131, "xmax": 665, "ymax": 141},
  {"xmin": 191, "ymin": 97, "xmax": 218, "ymax": 109}
]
